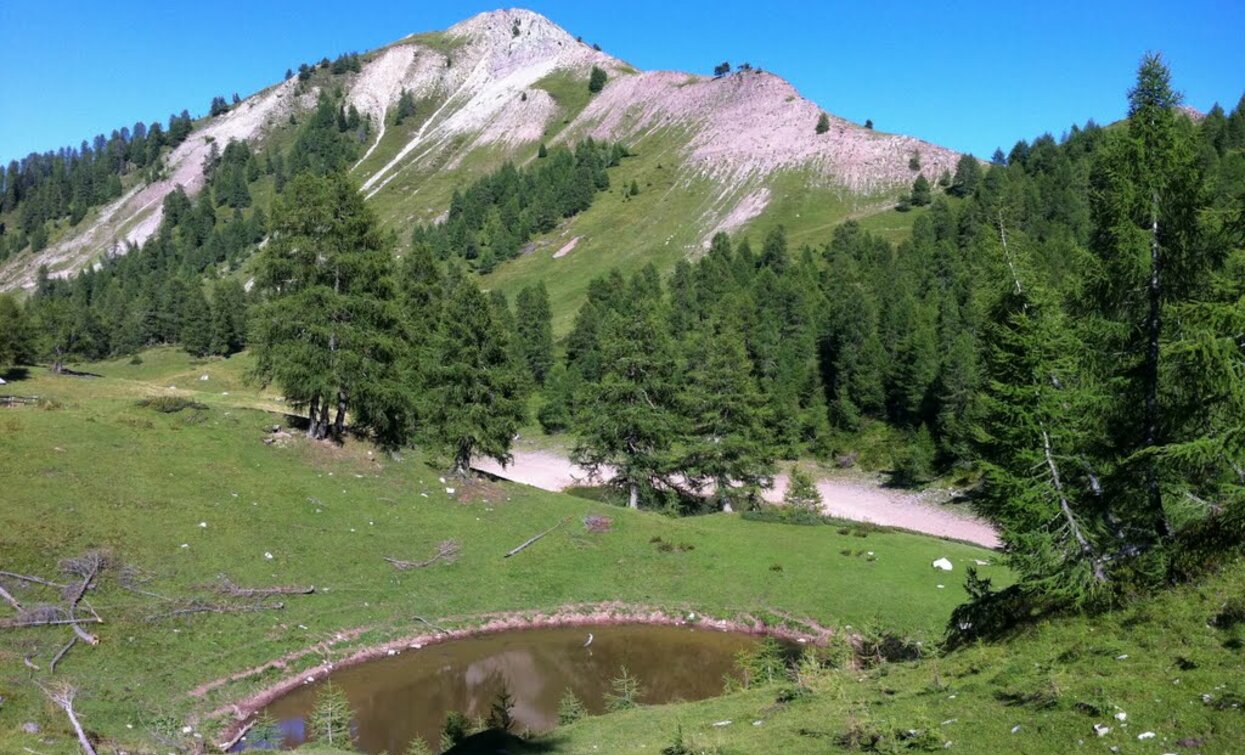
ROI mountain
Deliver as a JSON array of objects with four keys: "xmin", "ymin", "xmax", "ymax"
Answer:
[{"xmin": 0, "ymin": 8, "xmax": 963, "ymax": 316}]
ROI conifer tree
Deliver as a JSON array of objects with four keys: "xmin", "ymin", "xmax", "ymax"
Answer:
[
  {"xmin": 0, "ymin": 294, "xmax": 32, "ymax": 368},
  {"xmin": 678, "ymin": 317, "xmax": 774, "ymax": 511},
  {"xmin": 1087, "ymin": 53, "xmax": 1211, "ymax": 541},
  {"xmin": 514, "ymin": 282, "xmax": 554, "ymax": 384},
  {"xmin": 573, "ymin": 303, "xmax": 680, "ymax": 509},
  {"xmin": 588, "ymin": 65, "xmax": 608, "ymax": 94},
  {"xmin": 308, "ymin": 682, "xmax": 354, "ymax": 748},
  {"xmin": 815, "ymin": 112, "xmax": 830, "ymax": 134},
  {"xmin": 250, "ymin": 170, "xmax": 404, "ymax": 443},
  {"xmin": 424, "ymin": 276, "xmax": 528, "ymax": 477},
  {"xmin": 783, "ymin": 467, "xmax": 822, "ymax": 516},
  {"xmin": 209, "ymin": 279, "xmax": 248, "ymax": 356},
  {"xmin": 180, "ymin": 286, "xmax": 212, "ymax": 357}
]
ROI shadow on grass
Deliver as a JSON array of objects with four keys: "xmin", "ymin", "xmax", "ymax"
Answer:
[
  {"xmin": 1, "ymin": 366, "xmax": 30, "ymax": 382},
  {"xmin": 442, "ymin": 728, "xmax": 565, "ymax": 754}
]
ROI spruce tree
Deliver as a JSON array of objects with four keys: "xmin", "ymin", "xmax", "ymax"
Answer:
[
  {"xmin": 308, "ymin": 682, "xmax": 354, "ymax": 748},
  {"xmin": 424, "ymin": 276, "xmax": 528, "ymax": 477},
  {"xmin": 0, "ymin": 294, "xmax": 32, "ymax": 368},
  {"xmin": 783, "ymin": 467, "xmax": 822, "ymax": 516},
  {"xmin": 209, "ymin": 279, "xmax": 248, "ymax": 356},
  {"xmin": 815, "ymin": 112, "xmax": 830, "ymax": 134},
  {"xmin": 588, "ymin": 65, "xmax": 608, "ymax": 94}
]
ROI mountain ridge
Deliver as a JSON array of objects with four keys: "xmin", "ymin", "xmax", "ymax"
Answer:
[{"xmin": 0, "ymin": 7, "xmax": 962, "ymax": 293}]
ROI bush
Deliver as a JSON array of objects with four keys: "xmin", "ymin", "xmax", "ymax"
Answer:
[
  {"xmin": 558, "ymin": 688, "xmax": 586, "ymax": 724},
  {"xmin": 136, "ymin": 396, "xmax": 207, "ymax": 413},
  {"xmin": 605, "ymin": 666, "xmax": 643, "ymax": 711},
  {"xmin": 588, "ymin": 66, "xmax": 608, "ymax": 94},
  {"xmin": 816, "ymin": 112, "xmax": 830, "ymax": 134}
]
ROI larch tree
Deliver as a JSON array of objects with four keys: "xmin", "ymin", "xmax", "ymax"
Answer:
[
  {"xmin": 572, "ymin": 302, "xmax": 680, "ymax": 509},
  {"xmin": 1087, "ymin": 53, "xmax": 1210, "ymax": 541},
  {"xmin": 250, "ymin": 170, "xmax": 404, "ymax": 443},
  {"xmin": 423, "ymin": 275, "xmax": 529, "ymax": 477},
  {"xmin": 514, "ymin": 282, "xmax": 555, "ymax": 385},
  {"xmin": 677, "ymin": 316, "xmax": 774, "ymax": 511}
]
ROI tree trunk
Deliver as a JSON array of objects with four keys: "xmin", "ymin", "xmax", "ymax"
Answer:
[
  {"xmin": 306, "ymin": 395, "xmax": 321, "ymax": 439},
  {"xmin": 1146, "ymin": 197, "xmax": 1170, "ymax": 539},
  {"xmin": 628, "ymin": 482, "xmax": 639, "ymax": 509},
  {"xmin": 332, "ymin": 388, "xmax": 347, "ymax": 440},
  {"xmin": 452, "ymin": 441, "xmax": 472, "ymax": 479}
]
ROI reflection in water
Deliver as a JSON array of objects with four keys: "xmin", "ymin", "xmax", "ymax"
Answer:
[{"xmin": 256, "ymin": 624, "xmax": 760, "ymax": 754}]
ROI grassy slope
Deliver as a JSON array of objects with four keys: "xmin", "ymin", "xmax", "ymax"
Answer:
[{"xmin": 0, "ymin": 349, "xmax": 994, "ymax": 753}]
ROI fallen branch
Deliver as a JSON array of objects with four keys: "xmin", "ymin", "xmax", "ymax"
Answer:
[
  {"xmin": 0, "ymin": 584, "xmax": 21, "ymax": 611},
  {"xmin": 2, "ymin": 616, "xmax": 103, "ymax": 629},
  {"xmin": 504, "ymin": 516, "xmax": 572, "ymax": 559},
  {"xmin": 146, "ymin": 600, "xmax": 284, "ymax": 622},
  {"xmin": 37, "ymin": 682, "xmax": 96, "ymax": 755},
  {"xmin": 23, "ymin": 654, "xmax": 40, "ymax": 671},
  {"xmin": 385, "ymin": 540, "xmax": 461, "ymax": 570},
  {"xmin": 63, "ymin": 554, "xmax": 102, "ymax": 646},
  {"xmin": 413, "ymin": 615, "xmax": 449, "ymax": 633},
  {"xmin": 0, "ymin": 571, "xmax": 66, "ymax": 589},
  {"xmin": 217, "ymin": 575, "xmax": 315, "ymax": 597},
  {"xmin": 50, "ymin": 636, "xmax": 77, "ymax": 673}
]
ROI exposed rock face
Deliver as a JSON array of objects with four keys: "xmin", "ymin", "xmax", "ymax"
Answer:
[{"xmin": 1, "ymin": 8, "xmax": 962, "ymax": 291}]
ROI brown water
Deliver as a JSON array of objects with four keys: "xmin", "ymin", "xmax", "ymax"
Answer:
[{"xmin": 255, "ymin": 624, "xmax": 762, "ymax": 753}]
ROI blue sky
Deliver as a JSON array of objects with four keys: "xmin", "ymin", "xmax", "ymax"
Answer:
[{"xmin": 2, "ymin": 1, "xmax": 1242, "ymax": 162}]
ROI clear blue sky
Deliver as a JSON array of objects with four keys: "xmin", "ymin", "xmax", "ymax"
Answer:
[{"xmin": 2, "ymin": 1, "xmax": 1242, "ymax": 163}]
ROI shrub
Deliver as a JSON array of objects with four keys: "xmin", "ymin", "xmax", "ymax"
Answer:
[
  {"xmin": 308, "ymin": 682, "xmax": 353, "ymax": 748},
  {"xmin": 558, "ymin": 688, "xmax": 586, "ymax": 724},
  {"xmin": 588, "ymin": 66, "xmax": 608, "ymax": 94},
  {"xmin": 605, "ymin": 666, "xmax": 643, "ymax": 711},
  {"xmin": 816, "ymin": 112, "xmax": 830, "ymax": 134},
  {"xmin": 137, "ymin": 396, "xmax": 207, "ymax": 413}
]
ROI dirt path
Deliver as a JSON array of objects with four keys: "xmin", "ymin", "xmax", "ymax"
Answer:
[{"xmin": 475, "ymin": 450, "xmax": 1000, "ymax": 548}]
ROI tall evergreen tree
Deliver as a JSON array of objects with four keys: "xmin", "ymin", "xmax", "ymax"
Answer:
[
  {"xmin": 677, "ymin": 317, "xmax": 774, "ymax": 511},
  {"xmin": 514, "ymin": 282, "xmax": 555, "ymax": 384},
  {"xmin": 180, "ymin": 285, "xmax": 213, "ymax": 357},
  {"xmin": 573, "ymin": 303, "xmax": 680, "ymax": 509},
  {"xmin": 250, "ymin": 171, "xmax": 404, "ymax": 443},
  {"xmin": 423, "ymin": 276, "xmax": 529, "ymax": 477}
]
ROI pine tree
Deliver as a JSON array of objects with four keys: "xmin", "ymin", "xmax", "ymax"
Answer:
[
  {"xmin": 250, "ymin": 170, "xmax": 405, "ymax": 444},
  {"xmin": 0, "ymin": 294, "xmax": 32, "ymax": 368},
  {"xmin": 950, "ymin": 154, "xmax": 982, "ymax": 197},
  {"xmin": 424, "ymin": 276, "xmax": 529, "ymax": 477},
  {"xmin": 1087, "ymin": 53, "xmax": 1211, "ymax": 542},
  {"xmin": 677, "ymin": 317, "xmax": 774, "ymax": 511},
  {"xmin": 783, "ymin": 467, "xmax": 822, "ymax": 516},
  {"xmin": 573, "ymin": 303, "xmax": 680, "ymax": 509},
  {"xmin": 815, "ymin": 112, "xmax": 830, "ymax": 134},
  {"xmin": 180, "ymin": 285, "xmax": 213, "ymax": 357},
  {"xmin": 911, "ymin": 174, "xmax": 932, "ymax": 206},
  {"xmin": 514, "ymin": 282, "xmax": 554, "ymax": 384},
  {"xmin": 588, "ymin": 65, "xmax": 608, "ymax": 94},
  {"xmin": 209, "ymin": 279, "xmax": 248, "ymax": 356},
  {"xmin": 308, "ymin": 683, "xmax": 353, "ymax": 748}
]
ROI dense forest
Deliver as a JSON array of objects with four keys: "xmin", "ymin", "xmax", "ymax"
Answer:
[{"xmin": 1, "ymin": 56, "xmax": 1243, "ymax": 626}]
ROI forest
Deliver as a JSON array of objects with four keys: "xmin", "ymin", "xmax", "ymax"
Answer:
[{"xmin": 1, "ymin": 56, "xmax": 1243, "ymax": 627}]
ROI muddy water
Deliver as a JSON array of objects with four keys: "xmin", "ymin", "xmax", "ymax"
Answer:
[{"xmin": 257, "ymin": 624, "xmax": 763, "ymax": 753}]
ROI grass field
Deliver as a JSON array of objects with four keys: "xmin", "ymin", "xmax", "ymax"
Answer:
[{"xmin": 0, "ymin": 349, "xmax": 996, "ymax": 753}]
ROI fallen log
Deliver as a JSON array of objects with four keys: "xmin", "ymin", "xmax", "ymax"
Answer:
[
  {"xmin": 217, "ymin": 575, "xmax": 314, "ymax": 597},
  {"xmin": 504, "ymin": 516, "xmax": 572, "ymax": 559},
  {"xmin": 64, "ymin": 556, "xmax": 101, "ymax": 645}
]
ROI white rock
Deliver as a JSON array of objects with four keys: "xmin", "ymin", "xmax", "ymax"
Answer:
[
  {"xmin": 932, "ymin": 557, "xmax": 954, "ymax": 571},
  {"xmin": 199, "ymin": 521, "xmax": 207, "ymax": 528},
  {"xmin": 973, "ymin": 559, "xmax": 991, "ymax": 566},
  {"xmin": 1114, "ymin": 712, "xmax": 1127, "ymax": 722},
  {"xmin": 1116, "ymin": 654, "xmax": 1129, "ymax": 660},
  {"xmin": 264, "ymin": 551, "xmax": 274, "ymax": 560},
  {"xmin": 182, "ymin": 726, "xmax": 193, "ymax": 734},
  {"xmin": 1094, "ymin": 724, "xmax": 1111, "ymax": 737},
  {"xmin": 937, "ymin": 584, "xmax": 946, "ymax": 589},
  {"xmin": 712, "ymin": 720, "xmax": 732, "ymax": 727},
  {"xmin": 1011, "ymin": 725, "xmax": 1021, "ymax": 734},
  {"xmin": 199, "ymin": 374, "xmax": 209, "ymax": 381},
  {"xmin": 1137, "ymin": 732, "xmax": 1155, "ymax": 740},
  {"xmin": 446, "ymin": 487, "xmax": 456, "ymax": 494}
]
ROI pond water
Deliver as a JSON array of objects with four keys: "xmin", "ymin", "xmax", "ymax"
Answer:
[{"xmin": 253, "ymin": 624, "xmax": 765, "ymax": 753}]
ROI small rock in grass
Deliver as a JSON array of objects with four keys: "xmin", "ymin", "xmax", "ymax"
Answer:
[
  {"xmin": 1094, "ymin": 724, "xmax": 1111, "ymax": 737},
  {"xmin": 1010, "ymin": 725, "xmax": 1021, "ymax": 734},
  {"xmin": 21, "ymin": 722, "xmax": 39, "ymax": 734},
  {"xmin": 937, "ymin": 584, "xmax": 946, "ymax": 589},
  {"xmin": 446, "ymin": 487, "xmax": 456, "ymax": 495},
  {"xmin": 712, "ymin": 720, "xmax": 731, "ymax": 727},
  {"xmin": 1137, "ymin": 732, "xmax": 1155, "ymax": 740},
  {"xmin": 199, "ymin": 521, "xmax": 207, "ymax": 528},
  {"xmin": 180, "ymin": 543, "xmax": 189, "ymax": 549},
  {"xmin": 1116, "ymin": 654, "xmax": 1129, "ymax": 660},
  {"xmin": 932, "ymin": 557, "xmax": 953, "ymax": 571},
  {"xmin": 1115, "ymin": 712, "xmax": 1127, "ymax": 722},
  {"xmin": 264, "ymin": 552, "xmax": 274, "ymax": 560}
]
